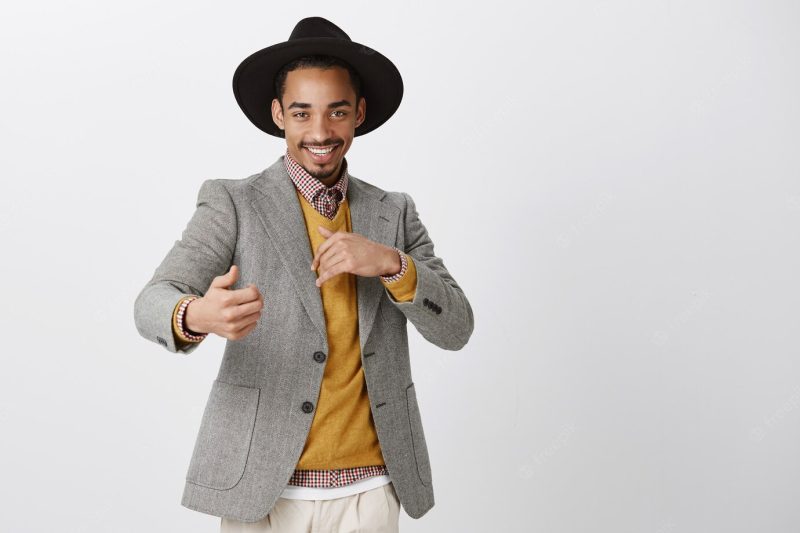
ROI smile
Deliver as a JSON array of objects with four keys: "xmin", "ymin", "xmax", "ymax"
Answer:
[
  {"xmin": 303, "ymin": 144, "xmax": 339, "ymax": 163},
  {"xmin": 304, "ymin": 145, "xmax": 337, "ymax": 155}
]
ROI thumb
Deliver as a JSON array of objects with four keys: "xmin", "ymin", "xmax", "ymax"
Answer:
[
  {"xmin": 318, "ymin": 225, "xmax": 333, "ymax": 236},
  {"xmin": 210, "ymin": 264, "xmax": 238, "ymax": 289}
]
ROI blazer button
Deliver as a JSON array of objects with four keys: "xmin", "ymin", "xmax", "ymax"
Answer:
[
  {"xmin": 302, "ymin": 401, "xmax": 314, "ymax": 413},
  {"xmin": 423, "ymin": 297, "xmax": 429, "ymax": 305},
  {"xmin": 313, "ymin": 351, "xmax": 326, "ymax": 363},
  {"xmin": 435, "ymin": 307, "xmax": 442, "ymax": 314}
]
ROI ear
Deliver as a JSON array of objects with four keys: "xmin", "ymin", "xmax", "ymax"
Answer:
[
  {"xmin": 271, "ymin": 98, "xmax": 285, "ymax": 131},
  {"xmin": 355, "ymin": 96, "xmax": 366, "ymax": 129}
]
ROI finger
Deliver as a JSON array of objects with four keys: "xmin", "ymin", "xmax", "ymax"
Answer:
[
  {"xmin": 317, "ymin": 248, "xmax": 347, "ymax": 279},
  {"xmin": 254, "ymin": 284, "xmax": 265, "ymax": 303},
  {"xmin": 247, "ymin": 283, "xmax": 264, "ymax": 301},
  {"xmin": 227, "ymin": 283, "xmax": 262, "ymax": 305},
  {"xmin": 311, "ymin": 229, "xmax": 341, "ymax": 270},
  {"xmin": 311, "ymin": 228, "xmax": 332, "ymax": 270},
  {"xmin": 211, "ymin": 264, "xmax": 238, "ymax": 289},
  {"xmin": 314, "ymin": 239, "xmax": 346, "ymax": 274},
  {"xmin": 243, "ymin": 296, "xmax": 265, "ymax": 315},
  {"xmin": 316, "ymin": 255, "xmax": 348, "ymax": 287},
  {"xmin": 228, "ymin": 298, "xmax": 264, "ymax": 320},
  {"xmin": 231, "ymin": 319, "xmax": 258, "ymax": 340},
  {"xmin": 232, "ymin": 308, "xmax": 262, "ymax": 332}
]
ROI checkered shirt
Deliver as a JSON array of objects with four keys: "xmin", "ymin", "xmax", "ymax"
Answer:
[
  {"xmin": 287, "ymin": 464, "xmax": 389, "ymax": 488},
  {"xmin": 282, "ymin": 148, "xmax": 391, "ymax": 487}
]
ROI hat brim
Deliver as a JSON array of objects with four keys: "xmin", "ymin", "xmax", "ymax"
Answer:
[{"xmin": 233, "ymin": 38, "xmax": 403, "ymax": 137}]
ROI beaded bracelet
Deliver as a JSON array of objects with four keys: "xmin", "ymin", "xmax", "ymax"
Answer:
[
  {"xmin": 175, "ymin": 296, "xmax": 208, "ymax": 343},
  {"xmin": 380, "ymin": 247, "xmax": 408, "ymax": 283}
]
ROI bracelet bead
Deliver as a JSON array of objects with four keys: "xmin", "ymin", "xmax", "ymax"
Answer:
[{"xmin": 176, "ymin": 296, "xmax": 207, "ymax": 342}]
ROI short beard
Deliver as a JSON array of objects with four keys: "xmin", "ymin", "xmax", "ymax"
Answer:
[{"xmin": 303, "ymin": 163, "xmax": 339, "ymax": 182}]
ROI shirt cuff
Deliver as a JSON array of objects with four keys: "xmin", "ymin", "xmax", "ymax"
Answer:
[
  {"xmin": 379, "ymin": 247, "xmax": 408, "ymax": 282},
  {"xmin": 381, "ymin": 253, "xmax": 417, "ymax": 303}
]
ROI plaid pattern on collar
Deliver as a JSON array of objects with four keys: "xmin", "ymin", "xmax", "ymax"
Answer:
[
  {"xmin": 284, "ymin": 148, "xmax": 349, "ymax": 220},
  {"xmin": 287, "ymin": 464, "xmax": 389, "ymax": 488}
]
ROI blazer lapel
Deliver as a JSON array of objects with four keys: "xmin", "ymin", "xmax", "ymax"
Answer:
[
  {"xmin": 347, "ymin": 173, "xmax": 401, "ymax": 351},
  {"xmin": 248, "ymin": 156, "xmax": 400, "ymax": 351}
]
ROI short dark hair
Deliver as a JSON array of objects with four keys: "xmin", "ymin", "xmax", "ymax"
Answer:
[{"xmin": 273, "ymin": 54, "xmax": 362, "ymax": 106}]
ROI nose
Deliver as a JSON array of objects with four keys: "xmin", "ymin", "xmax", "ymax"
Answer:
[{"xmin": 309, "ymin": 113, "xmax": 335, "ymax": 144}]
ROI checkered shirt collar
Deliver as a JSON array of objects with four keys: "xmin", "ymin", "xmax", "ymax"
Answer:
[{"xmin": 284, "ymin": 148, "xmax": 349, "ymax": 216}]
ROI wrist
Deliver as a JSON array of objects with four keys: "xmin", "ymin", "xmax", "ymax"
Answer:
[
  {"xmin": 175, "ymin": 296, "xmax": 208, "ymax": 342},
  {"xmin": 380, "ymin": 247, "xmax": 407, "ymax": 282}
]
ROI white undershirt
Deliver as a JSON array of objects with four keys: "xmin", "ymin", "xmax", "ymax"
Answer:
[{"xmin": 279, "ymin": 474, "xmax": 392, "ymax": 500}]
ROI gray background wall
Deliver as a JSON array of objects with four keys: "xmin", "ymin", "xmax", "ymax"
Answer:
[{"xmin": 1, "ymin": 1, "xmax": 798, "ymax": 531}]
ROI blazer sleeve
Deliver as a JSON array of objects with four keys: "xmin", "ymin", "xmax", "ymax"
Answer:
[
  {"xmin": 384, "ymin": 192, "xmax": 475, "ymax": 350},
  {"xmin": 133, "ymin": 179, "xmax": 237, "ymax": 354}
]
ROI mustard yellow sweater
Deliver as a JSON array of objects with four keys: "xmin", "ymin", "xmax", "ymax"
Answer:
[{"xmin": 173, "ymin": 189, "xmax": 417, "ymax": 469}]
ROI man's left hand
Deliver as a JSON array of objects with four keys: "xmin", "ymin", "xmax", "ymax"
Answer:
[{"xmin": 311, "ymin": 226, "xmax": 400, "ymax": 287}]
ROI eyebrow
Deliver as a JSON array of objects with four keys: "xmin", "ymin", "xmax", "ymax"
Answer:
[{"xmin": 287, "ymin": 99, "xmax": 353, "ymax": 110}]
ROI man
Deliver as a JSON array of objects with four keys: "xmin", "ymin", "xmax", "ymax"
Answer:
[{"xmin": 134, "ymin": 16, "xmax": 474, "ymax": 532}]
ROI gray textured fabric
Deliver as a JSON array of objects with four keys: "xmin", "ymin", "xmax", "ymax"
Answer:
[{"xmin": 133, "ymin": 155, "xmax": 474, "ymax": 523}]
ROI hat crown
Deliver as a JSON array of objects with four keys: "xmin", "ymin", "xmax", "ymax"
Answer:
[{"xmin": 289, "ymin": 17, "xmax": 351, "ymax": 42}]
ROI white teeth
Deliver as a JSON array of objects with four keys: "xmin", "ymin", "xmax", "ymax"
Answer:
[{"xmin": 305, "ymin": 145, "xmax": 335, "ymax": 155}]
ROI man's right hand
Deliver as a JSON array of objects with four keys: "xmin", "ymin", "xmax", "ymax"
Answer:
[{"xmin": 184, "ymin": 265, "xmax": 264, "ymax": 341}]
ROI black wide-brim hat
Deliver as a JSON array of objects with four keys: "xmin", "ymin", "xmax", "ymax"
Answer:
[{"xmin": 233, "ymin": 17, "xmax": 403, "ymax": 138}]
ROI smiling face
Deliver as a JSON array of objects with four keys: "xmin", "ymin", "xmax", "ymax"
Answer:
[{"xmin": 271, "ymin": 66, "xmax": 366, "ymax": 186}]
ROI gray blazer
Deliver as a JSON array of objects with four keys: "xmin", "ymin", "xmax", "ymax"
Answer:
[{"xmin": 133, "ymin": 155, "xmax": 474, "ymax": 522}]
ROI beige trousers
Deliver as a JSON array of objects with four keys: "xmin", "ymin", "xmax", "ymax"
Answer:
[{"xmin": 220, "ymin": 482, "xmax": 401, "ymax": 533}]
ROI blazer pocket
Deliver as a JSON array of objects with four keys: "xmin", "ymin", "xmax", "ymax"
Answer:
[
  {"xmin": 185, "ymin": 379, "xmax": 260, "ymax": 490},
  {"xmin": 405, "ymin": 382, "xmax": 432, "ymax": 486}
]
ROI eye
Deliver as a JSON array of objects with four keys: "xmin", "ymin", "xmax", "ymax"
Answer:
[
  {"xmin": 332, "ymin": 110, "xmax": 347, "ymax": 117},
  {"xmin": 293, "ymin": 112, "xmax": 308, "ymax": 118}
]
